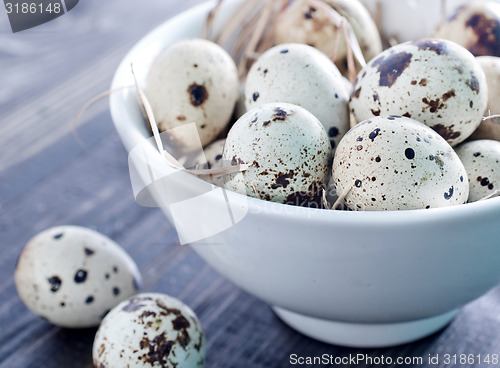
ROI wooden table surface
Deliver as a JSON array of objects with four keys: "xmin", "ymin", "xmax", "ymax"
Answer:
[{"xmin": 1, "ymin": 1, "xmax": 500, "ymax": 367}]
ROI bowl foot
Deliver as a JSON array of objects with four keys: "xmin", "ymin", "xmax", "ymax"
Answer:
[{"xmin": 272, "ymin": 306, "xmax": 458, "ymax": 348}]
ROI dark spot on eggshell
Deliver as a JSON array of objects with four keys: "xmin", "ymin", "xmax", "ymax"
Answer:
[
  {"xmin": 405, "ymin": 148, "xmax": 415, "ymax": 159},
  {"xmin": 460, "ymin": 176, "xmax": 464, "ymax": 182},
  {"xmin": 413, "ymin": 39, "xmax": 448, "ymax": 55},
  {"xmin": 470, "ymin": 101, "xmax": 474, "ymax": 108},
  {"xmin": 375, "ymin": 156, "xmax": 381, "ymax": 162},
  {"xmin": 253, "ymin": 92, "xmax": 260, "ymax": 102},
  {"xmin": 231, "ymin": 156, "xmax": 246, "ymax": 165},
  {"xmin": 357, "ymin": 145, "xmax": 363, "ymax": 151},
  {"xmin": 444, "ymin": 186, "xmax": 454, "ymax": 200},
  {"xmin": 356, "ymin": 136, "xmax": 363, "ymax": 141},
  {"xmin": 48, "ymin": 276, "xmax": 62, "ymax": 292},
  {"xmin": 373, "ymin": 93, "xmax": 379, "ymax": 102},
  {"xmin": 112, "ymin": 287, "xmax": 120, "ymax": 296},
  {"xmin": 466, "ymin": 74, "xmax": 480, "ymax": 94},
  {"xmin": 84, "ymin": 248, "xmax": 95, "ymax": 256},
  {"xmin": 304, "ymin": 6, "xmax": 316, "ymax": 19},
  {"xmin": 372, "ymin": 51, "xmax": 413, "ymax": 87},
  {"xmin": 369, "ymin": 128, "xmax": 381, "ymax": 141},
  {"xmin": 172, "ymin": 315, "xmax": 191, "ymax": 331},
  {"xmin": 411, "ymin": 80, "xmax": 417, "ymax": 85},
  {"xmin": 85, "ymin": 295, "xmax": 94, "ymax": 304},
  {"xmin": 272, "ymin": 107, "xmax": 288, "ymax": 121},
  {"xmin": 215, "ymin": 154, "xmax": 223, "ymax": 161},
  {"xmin": 473, "ymin": 152, "xmax": 481, "ymax": 157},
  {"xmin": 263, "ymin": 120, "xmax": 271, "ymax": 127},
  {"xmin": 431, "ymin": 124, "xmax": 461, "ymax": 140},
  {"xmin": 480, "ymin": 177, "xmax": 490, "ymax": 186},
  {"xmin": 489, "ymin": 183, "xmax": 494, "ymax": 190},
  {"xmin": 371, "ymin": 109, "xmax": 381, "ymax": 116},
  {"xmin": 177, "ymin": 115, "xmax": 186, "ymax": 121},
  {"xmin": 74, "ymin": 269, "xmax": 88, "ymax": 283},
  {"xmin": 419, "ymin": 78, "xmax": 428, "ymax": 86},
  {"xmin": 53, "ymin": 233, "xmax": 63, "ymax": 240},
  {"xmin": 355, "ymin": 180, "xmax": 362, "ymax": 188},
  {"xmin": 139, "ymin": 333, "xmax": 174, "ymax": 365},
  {"xmin": 422, "ymin": 97, "xmax": 444, "ymax": 113},
  {"xmin": 113, "ymin": 266, "xmax": 118, "ymax": 273},
  {"xmin": 122, "ymin": 296, "xmax": 153, "ymax": 312},
  {"xmin": 188, "ymin": 83, "xmax": 208, "ymax": 106},
  {"xmin": 465, "ymin": 13, "xmax": 500, "ymax": 57},
  {"xmin": 271, "ymin": 171, "xmax": 294, "ymax": 189},
  {"xmin": 328, "ymin": 127, "xmax": 339, "ymax": 138},
  {"xmin": 402, "ymin": 112, "xmax": 412, "ymax": 118},
  {"xmin": 280, "ymin": 49, "xmax": 289, "ymax": 54},
  {"xmin": 442, "ymin": 89, "xmax": 456, "ymax": 101},
  {"xmin": 352, "ymin": 87, "xmax": 361, "ymax": 98},
  {"xmin": 263, "ymin": 69, "xmax": 268, "ymax": 74}
]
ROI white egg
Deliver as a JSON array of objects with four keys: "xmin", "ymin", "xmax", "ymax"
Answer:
[
  {"xmin": 275, "ymin": 0, "xmax": 382, "ymax": 71},
  {"xmin": 454, "ymin": 139, "xmax": 500, "ymax": 202},
  {"xmin": 223, "ymin": 103, "xmax": 331, "ymax": 207},
  {"xmin": 332, "ymin": 115, "xmax": 469, "ymax": 210},
  {"xmin": 433, "ymin": 1, "xmax": 500, "ymax": 57},
  {"xmin": 146, "ymin": 38, "xmax": 239, "ymax": 151},
  {"xmin": 14, "ymin": 226, "xmax": 142, "ymax": 328},
  {"xmin": 245, "ymin": 43, "xmax": 349, "ymax": 153},
  {"xmin": 93, "ymin": 293, "xmax": 205, "ymax": 368},
  {"xmin": 350, "ymin": 39, "xmax": 488, "ymax": 146}
]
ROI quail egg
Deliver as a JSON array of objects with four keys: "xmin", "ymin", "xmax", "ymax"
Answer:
[
  {"xmin": 223, "ymin": 103, "xmax": 331, "ymax": 207},
  {"xmin": 350, "ymin": 38, "xmax": 488, "ymax": 146},
  {"xmin": 93, "ymin": 293, "xmax": 205, "ymax": 368},
  {"xmin": 433, "ymin": 1, "xmax": 500, "ymax": 57},
  {"xmin": 454, "ymin": 139, "xmax": 500, "ymax": 202},
  {"xmin": 275, "ymin": 0, "xmax": 382, "ymax": 74},
  {"xmin": 14, "ymin": 226, "xmax": 142, "ymax": 328},
  {"xmin": 245, "ymin": 43, "xmax": 350, "ymax": 153},
  {"xmin": 332, "ymin": 115, "xmax": 469, "ymax": 210},
  {"xmin": 146, "ymin": 38, "xmax": 239, "ymax": 151}
]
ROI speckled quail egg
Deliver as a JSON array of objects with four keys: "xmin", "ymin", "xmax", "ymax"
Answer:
[
  {"xmin": 93, "ymin": 293, "xmax": 205, "ymax": 368},
  {"xmin": 14, "ymin": 226, "xmax": 142, "ymax": 328},
  {"xmin": 145, "ymin": 38, "xmax": 239, "ymax": 151},
  {"xmin": 245, "ymin": 43, "xmax": 349, "ymax": 153},
  {"xmin": 223, "ymin": 103, "xmax": 331, "ymax": 207},
  {"xmin": 275, "ymin": 0, "xmax": 382, "ymax": 74},
  {"xmin": 359, "ymin": 0, "xmax": 489, "ymax": 44},
  {"xmin": 350, "ymin": 38, "xmax": 488, "ymax": 146},
  {"xmin": 332, "ymin": 115, "xmax": 469, "ymax": 210},
  {"xmin": 193, "ymin": 138, "xmax": 225, "ymax": 187},
  {"xmin": 454, "ymin": 139, "xmax": 500, "ymax": 202},
  {"xmin": 433, "ymin": 1, "xmax": 500, "ymax": 57}
]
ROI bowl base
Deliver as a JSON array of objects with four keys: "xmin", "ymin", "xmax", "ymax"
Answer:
[{"xmin": 272, "ymin": 306, "xmax": 458, "ymax": 348}]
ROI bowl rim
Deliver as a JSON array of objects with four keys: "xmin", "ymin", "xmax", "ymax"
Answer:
[{"xmin": 109, "ymin": 0, "xmax": 500, "ymax": 225}]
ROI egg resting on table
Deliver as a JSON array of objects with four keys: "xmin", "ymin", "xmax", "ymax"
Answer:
[
  {"xmin": 14, "ymin": 225, "xmax": 142, "ymax": 328},
  {"xmin": 92, "ymin": 293, "xmax": 205, "ymax": 368}
]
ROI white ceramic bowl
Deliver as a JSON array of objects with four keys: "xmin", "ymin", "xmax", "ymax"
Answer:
[{"xmin": 110, "ymin": 0, "xmax": 500, "ymax": 348}]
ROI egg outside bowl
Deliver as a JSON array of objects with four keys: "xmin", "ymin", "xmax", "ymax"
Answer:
[{"xmin": 110, "ymin": 0, "xmax": 500, "ymax": 348}]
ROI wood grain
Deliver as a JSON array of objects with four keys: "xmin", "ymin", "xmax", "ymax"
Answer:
[{"xmin": 1, "ymin": 1, "xmax": 500, "ymax": 367}]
